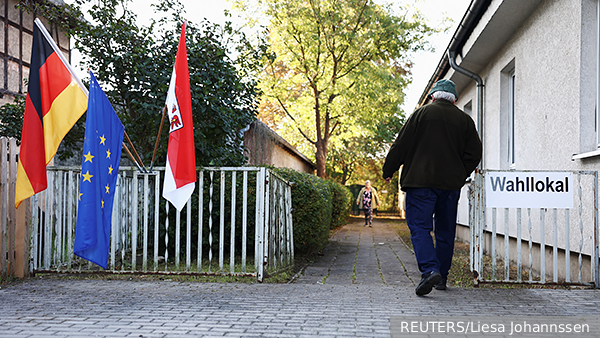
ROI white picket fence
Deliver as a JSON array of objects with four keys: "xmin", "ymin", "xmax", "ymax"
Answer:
[{"xmin": 29, "ymin": 166, "xmax": 294, "ymax": 282}]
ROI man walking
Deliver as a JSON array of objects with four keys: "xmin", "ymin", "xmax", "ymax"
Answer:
[{"xmin": 382, "ymin": 79, "xmax": 482, "ymax": 296}]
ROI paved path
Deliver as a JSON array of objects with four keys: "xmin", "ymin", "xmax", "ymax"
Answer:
[
  {"xmin": 1, "ymin": 217, "xmax": 600, "ymax": 337},
  {"xmin": 295, "ymin": 216, "xmax": 420, "ymax": 286}
]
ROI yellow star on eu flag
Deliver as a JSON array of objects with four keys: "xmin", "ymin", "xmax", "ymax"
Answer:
[
  {"xmin": 82, "ymin": 171, "xmax": 93, "ymax": 183},
  {"xmin": 84, "ymin": 151, "xmax": 94, "ymax": 163},
  {"xmin": 99, "ymin": 134, "xmax": 106, "ymax": 145},
  {"xmin": 105, "ymin": 184, "xmax": 110, "ymax": 194},
  {"xmin": 108, "ymin": 165, "xmax": 113, "ymax": 175},
  {"xmin": 106, "ymin": 149, "xmax": 111, "ymax": 159}
]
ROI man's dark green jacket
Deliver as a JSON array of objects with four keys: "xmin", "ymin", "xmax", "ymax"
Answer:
[{"xmin": 382, "ymin": 99, "xmax": 482, "ymax": 191}]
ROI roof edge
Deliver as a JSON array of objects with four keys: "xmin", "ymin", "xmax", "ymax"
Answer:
[
  {"xmin": 249, "ymin": 120, "xmax": 316, "ymax": 170},
  {"xmin": 416, "ymin": 0, "xmax": 492, "ymax": 108}
]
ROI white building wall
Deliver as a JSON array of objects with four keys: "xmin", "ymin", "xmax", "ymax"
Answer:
[
  {"xmin": 479, "ymin": 0, "xmax": 583, "ymax": 172},
  {"xmin": 453, "ymin": 0, "xmax": 599, "ymax": 231}
]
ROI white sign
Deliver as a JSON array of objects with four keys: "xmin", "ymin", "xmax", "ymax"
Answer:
[{"xmin": 485, "ymin": 171, "xmax": 573, "ymax": 209}]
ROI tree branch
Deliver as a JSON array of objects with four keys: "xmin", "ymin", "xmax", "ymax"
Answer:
[
  {"xmin": 276, "ymin": 96, "xmax": 317, "ymax": 145},
  {"xmin": 330, "ymin": 120, "xmax": 340, "ymax": 136}
]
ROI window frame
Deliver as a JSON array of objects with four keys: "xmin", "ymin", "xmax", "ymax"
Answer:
[{"xmin": 508, "ymin": 71, "xmax": 516, "ymax": 169}]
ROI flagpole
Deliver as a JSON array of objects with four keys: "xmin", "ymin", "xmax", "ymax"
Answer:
[
  {"xmin": 122, "ymin": 142, "xmax": 144, "ymax": 173},
  {"xmin": 35, "ymin": 18, "xmax": 88, "ymax": 96},
  {"xmin": 149, "ymin": 104, "xmax": 168, "ymax": 172},
  {"xmin": 83, "ymin": 70, "xmax": 147, "ymax": 174},
  {"xmin": 123, "ymin": 130, "xmax": 147, "ymax": 172}
]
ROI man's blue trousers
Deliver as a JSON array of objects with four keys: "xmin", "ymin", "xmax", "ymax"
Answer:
[{"xmin": 405, "ymin": 187, "xmax": 460, "ymax": 278}]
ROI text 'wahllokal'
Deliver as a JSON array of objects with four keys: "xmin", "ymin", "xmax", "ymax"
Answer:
[{"xmin": 489, "ymin": 176, "xmax": 569, "ymax": 193}]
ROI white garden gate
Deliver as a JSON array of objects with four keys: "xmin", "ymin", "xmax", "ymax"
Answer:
[{"xmin": 469, "ymin": 170, "xmax": 599, "ymax": 287}]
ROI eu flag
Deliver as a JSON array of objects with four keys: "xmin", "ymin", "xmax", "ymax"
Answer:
[{"xmin": 74, "ymin": 72, "xmax": 124, "ymax": 269}]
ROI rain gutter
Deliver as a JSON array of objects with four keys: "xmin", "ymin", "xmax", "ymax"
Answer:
[{"xmin": 418, "ymin": 0, "xmax": 491, "ymax": 167}]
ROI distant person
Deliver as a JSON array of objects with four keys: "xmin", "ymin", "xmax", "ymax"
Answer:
[
  {"xmin": 382, "ymin": 79, "xmax": 482, "ymax": 296},
  {"xmin": 356, "ymin": 180, "xmax": 380, "ymax": 227}
]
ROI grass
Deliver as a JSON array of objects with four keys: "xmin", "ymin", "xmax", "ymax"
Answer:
[
  {"xmin": 0, "ymin": 274, "xmax": 21, "ymax": 289},
  {"xmin": 66, "ymin": 255, "xmax": 258, "ymax": 274},
  {"xmin": 390, "ymin": 218, "xmax": 577, "ymax": 289},
  {"xmin": 351, "ymin": 227, "xmax": 361, "ymax": 283},
  {"xmin": 26, "ymin": 270, "xmax": 292, "ymax": 284},
  {"xmin": 1, "ymin": 258, "xmax": 293, "ymax": 287}
]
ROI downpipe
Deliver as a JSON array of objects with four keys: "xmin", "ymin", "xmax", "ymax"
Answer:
[
  {"xmin": 449, "ymin": 50, "xmax": 485, "ymax": 287},
  {"xmin": 448, "ymin": 50, "xmax": 485, "ymax": 169}
]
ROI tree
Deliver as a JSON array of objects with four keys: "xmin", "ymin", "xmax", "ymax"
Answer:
[
  {"xmin": 0, "ymin": 96, "xmax": 25, "ymax": 141},
  {"xmin": 324, "ymin": 58, "xmax": 409, "ymax": 183},
  {"xmin": 238, "ymin": 0, "xmax": 434, "ymax": 177},
  {"xmin": 19, "ymin": 0, "xmax": 265, "ymax": 167}
]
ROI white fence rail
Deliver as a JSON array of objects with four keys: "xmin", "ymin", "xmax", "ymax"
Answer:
[
  {"xmin": 29, "ymin": 166, "xmax": 294, "ymax": 282},
  {"xmin": 469, "ymin": 170, "xmax": 599, "ymax": 287}
]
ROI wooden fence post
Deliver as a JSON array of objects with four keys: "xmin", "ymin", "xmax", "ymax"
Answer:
[
  {"xmin": 1, "ymin": 137, "xmax": 8, "ymax": 278},
  {"xmin": 8, "ymin": 138, "xmax": 17, "ymax": 276},
  {"xmin": 15, "ymin": 198, "xmax": 30, "ymax": 278},
  {"xmin": 0, "ymin": 137, "xmax": 31, "ymax": 279}
]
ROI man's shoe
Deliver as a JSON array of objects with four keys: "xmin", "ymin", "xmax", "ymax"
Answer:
[
  {"xmin": 415, "ymin": 271, "xmax": 442, "ymax": 296},
  {"xmin": 434, "ymin": 277, "xmax": 447, "ymax": 290}
]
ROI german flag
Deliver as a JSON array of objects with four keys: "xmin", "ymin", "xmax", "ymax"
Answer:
[{"xmin": 15, "ymin": 19, "xmax": 88, "ymax": 208}]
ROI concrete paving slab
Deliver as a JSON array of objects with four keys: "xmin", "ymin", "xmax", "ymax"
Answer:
[{"xmin": 295, "ymin": 216, "xmax": 420, "ymax": 286}]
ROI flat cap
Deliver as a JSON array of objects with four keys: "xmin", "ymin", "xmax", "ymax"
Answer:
[{"xmin": 427, "ymin": 79, "xmax": 458, "ymax": 100}]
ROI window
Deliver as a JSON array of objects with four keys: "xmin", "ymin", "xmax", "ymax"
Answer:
[
  {"xmin": 501, "ymin": 59, "xmax": 516, "ymax": 169},
  {"xmin": 508, "ymin": 71, "xmax": 516, "ymax": 168},
  {"xmin": 572, "ymin": 0, "xmax": 600, "ymax": 159},
  {"xmin": 463, "ymin": 100, "xmax": 473, "ymax": 118},
  {"xmin": 597, "ymin": 0, "xmax": 600, "ymax": 148}
]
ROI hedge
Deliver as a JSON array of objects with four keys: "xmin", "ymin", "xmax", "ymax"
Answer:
[
  {"xmin": 274, "ymin": 168, "xmax": 353, "ymax": 255},
  {"xmin": 327, "ymin": 180, "xmax": 353, "ymax": 230}
]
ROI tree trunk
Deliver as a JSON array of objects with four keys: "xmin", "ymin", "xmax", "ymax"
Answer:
[
  {"xmin": 340, "ymin": 167, "xmax": 349, "ymax": 185},
  {"xmin": 315, "ymin": 139, "xmax": 328, "ymax": 178}
]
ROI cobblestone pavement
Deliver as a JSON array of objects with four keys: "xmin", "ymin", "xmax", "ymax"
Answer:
[{"xmin": 1, "ymin": 217, "xmax": 600, "ymax": 337}]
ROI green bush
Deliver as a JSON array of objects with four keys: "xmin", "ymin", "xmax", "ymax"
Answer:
[
  {"xmin": 327, "ymin": 180, "xmax": 353, "ymax": 230},
  {"xmin": 274, "ymin": 168, "xmax": 332, "ymax": 255}
]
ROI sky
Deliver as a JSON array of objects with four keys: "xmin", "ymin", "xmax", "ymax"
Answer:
[{"xmin": 69, "ymin": 0, "xmax": 472, "ymax": 114}]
